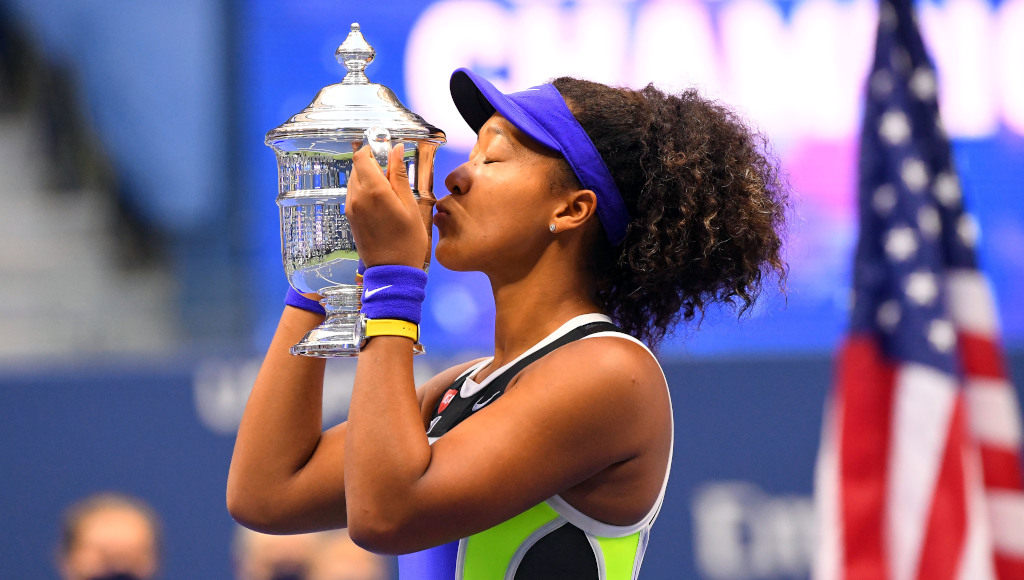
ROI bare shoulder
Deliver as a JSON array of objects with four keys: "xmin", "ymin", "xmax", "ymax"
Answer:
[
  {"xmin": 508, "ymin": 334, "xmax": 669, "ymax": 445},
  {"xmin": 412, "ymin": 336, "xmax": 669, "ymax": 533},
  {"xmin": 520, "ymin": 334, "xmax": 665, "ymax": 399}
]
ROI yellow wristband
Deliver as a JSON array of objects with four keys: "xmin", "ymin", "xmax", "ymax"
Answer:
[{"xmin": 364, "ymin": 318, "xmax": 419, "ymax": 342}]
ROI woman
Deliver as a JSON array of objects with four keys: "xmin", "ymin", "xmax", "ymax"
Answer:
[{"xmin": 227, "ymin": 68, "xmax": 788, "ymax": 579}]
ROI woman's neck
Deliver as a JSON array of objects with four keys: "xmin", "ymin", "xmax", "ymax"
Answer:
[{"xmin": 485, "ymin": 254, "xmax": 601, "ymax": 373}]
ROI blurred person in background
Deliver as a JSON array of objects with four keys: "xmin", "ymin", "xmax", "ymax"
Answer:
[
  {"xmin": 234, "ymin": 525, "xmax": 388, "ymax": 580},
  {"xmin": 233, "ymin": 525, "xmax": 322, "ymax": 580},
  {"xmin": 56, "ymin": 492, "xmax": 161, "ymax": 580},
  {"xmin": 308, "ymin": 530, "xmax": 389, "ymax": 580}
]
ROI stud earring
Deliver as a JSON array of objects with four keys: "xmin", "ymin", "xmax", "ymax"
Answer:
[{"xmin": 549, "ymin": 224, "xmax": 556, "ymax": 232}]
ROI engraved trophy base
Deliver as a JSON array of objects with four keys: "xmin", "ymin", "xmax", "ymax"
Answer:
[{"xmin": 290, "ymin": 285, "xmax": 425, "ymax": 358}]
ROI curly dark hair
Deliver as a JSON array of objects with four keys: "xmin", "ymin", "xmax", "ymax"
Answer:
[{"xmin": 551, "ymin": 78, "xmax": 790, "ymax": 348}]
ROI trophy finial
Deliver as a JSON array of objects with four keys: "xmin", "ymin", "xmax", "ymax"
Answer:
[{"xmin": 336, "ymin": 23, "xmax": 375, "ymax": 85}]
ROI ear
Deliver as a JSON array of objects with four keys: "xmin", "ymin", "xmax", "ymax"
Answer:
[{"xmin": 551, "ymin": 188, "xmax": 598, "ymax": 234}]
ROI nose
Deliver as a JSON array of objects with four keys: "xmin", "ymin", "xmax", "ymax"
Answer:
[{"xmin": 444, "ymin": 160, "xmax": 471, "ymax": 197}]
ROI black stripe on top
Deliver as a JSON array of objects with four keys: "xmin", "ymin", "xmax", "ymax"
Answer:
[{"xmin": 425, "ymin": 321, "xmax": 622, "ymax": 439}]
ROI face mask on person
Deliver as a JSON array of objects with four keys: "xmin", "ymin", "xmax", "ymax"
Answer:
[{"xmin": 268, "ymin": 564, "xmax": 307, "ymax": 580}]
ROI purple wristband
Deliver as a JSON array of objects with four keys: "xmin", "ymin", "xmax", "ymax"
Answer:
[
  {"xmin": 361, "ymin": 265, "xmax": 427, "ymax": 324},
  {"xmin": 285, "ymin": 287, "xmax": 326, "ymax": 316}
]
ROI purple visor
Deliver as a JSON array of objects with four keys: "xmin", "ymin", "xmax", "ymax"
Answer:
[{"xmin": 449, "ymin": 68, "xmax": 630, "ymax": 246}]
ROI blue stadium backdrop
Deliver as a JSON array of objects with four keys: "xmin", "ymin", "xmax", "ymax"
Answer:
[{"xmin": 241, "ymin": 0, "xmax": 1024, "ymax": 358}]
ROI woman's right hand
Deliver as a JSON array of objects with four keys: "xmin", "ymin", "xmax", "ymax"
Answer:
[{"xmin": 345, "ymin": 143, "xmax": 430, "ymax": 269}]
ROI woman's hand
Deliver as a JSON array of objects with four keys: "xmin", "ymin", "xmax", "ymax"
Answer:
[{"xmin": 346, "ymin": 143, "xmax": 429, "ymax": 269}]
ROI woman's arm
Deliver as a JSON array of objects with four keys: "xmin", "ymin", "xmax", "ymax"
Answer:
[
  {"xmin": 342, "ymin": 334, "xmax": 668, "ymax": 554},
  {"xmin": 226, "ymin": 302, "xmax": 476, "ymax": 534},
  {"xmin": 226, "ymin": 306, "xmax": 346, "ymax": 533}
]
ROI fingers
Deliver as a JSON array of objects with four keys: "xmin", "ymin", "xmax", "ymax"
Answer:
[
  {"xmin": 351, "ymin": 146, "xmax": 386, "ymax": 191},
  {"xmin": 348, "ymin": 147, "xmax": 386, "ymax": 218},
  {"xmin": 351, "ymin": 144, "xmax": 414, "ymax": 203},
  {"xmin": 345, "ymin": 144, "xmax": 429, "ymax": 268},
  {"xmin": 387, "ymin": 141, "xmax": 404, "ymax": 178},
  {"xmin": 387, "ymin": 143, "xmax": 415, "ymax": 207}
]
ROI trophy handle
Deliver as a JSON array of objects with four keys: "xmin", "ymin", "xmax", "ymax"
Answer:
[
  {"xmin": 417, "ymin": 189, "xmax": 436, "ymax": 271},
  {"xmin": 413, "ymin": 140, "xmax": 440, "ymax": 272}
]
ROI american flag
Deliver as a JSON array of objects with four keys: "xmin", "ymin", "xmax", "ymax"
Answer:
[{"xmin": 813, "ymin": 0, "xmax": 1024, "ymax": 578}]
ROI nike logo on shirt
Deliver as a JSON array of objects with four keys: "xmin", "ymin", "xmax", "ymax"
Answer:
[
  {"xmin": 471, "ymin": 391, "xmax": 501, "ymax": 412},
  {"xmin": 364, "ymin": 285, "xmax": 392, "ymax": 299},
  {"xmin": 428, "ymin": 415, "xmax": 442, "ymax": 434}
]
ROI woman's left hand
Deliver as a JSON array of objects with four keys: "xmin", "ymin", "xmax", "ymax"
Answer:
[{"xmin": 346, "ymin": 143, "xmax": 429, "ymax": 269}]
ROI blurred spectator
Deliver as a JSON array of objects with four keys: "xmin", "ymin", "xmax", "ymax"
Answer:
[
  {"xmin": 233, "ymin": 526, "xmax": 387, "ymax": 580},
  {"xmin": 57, "ymin": 492, "xmax": 161, "ymax": 580},
  {"xmin": 308, "ymin": 530, "xmax": 388, "ymax": 580}
]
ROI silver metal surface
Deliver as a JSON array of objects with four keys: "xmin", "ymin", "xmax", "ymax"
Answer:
[
  {"xmin": 265, "ymin": 23, "xmax": 445, "ymax": 146},
  {"xmin": 364, "ymin": 127, "xmax": 391, "ymax": 172},
  {"xmin": 266, "ymin": 23, "xmax": 444, "ymax": 357}
]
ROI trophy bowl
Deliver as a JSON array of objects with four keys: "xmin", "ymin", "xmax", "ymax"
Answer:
[{"xmin": 266, "ymin": 24, "xmax": 445, "ymax": 357}]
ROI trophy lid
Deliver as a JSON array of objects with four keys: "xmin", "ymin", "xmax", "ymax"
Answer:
[{"xmin": 265, "ymin": 23, "xmax": 445, "ymax": 149}]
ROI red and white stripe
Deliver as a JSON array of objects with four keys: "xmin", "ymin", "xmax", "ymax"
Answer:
[
  {"xmin": 951, "ymin": 271, "xmax": 1024, "ymax": 578},
  {"xmin": 815, "ymin": 270, "xmax": 1024, "ymax": 580}
]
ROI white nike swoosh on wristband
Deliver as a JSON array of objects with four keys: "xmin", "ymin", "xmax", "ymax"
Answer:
[
  {"xmin": 363, "ymin": 285, "xmax": 392, "ymax": 299},
  {"xmin": 471, "ymin": 391, "xmax": 501, "ymax": 412}
]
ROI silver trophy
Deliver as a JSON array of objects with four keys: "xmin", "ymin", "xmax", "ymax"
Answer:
[{"xmin": 265, "ymin": 23, "xmax": 446, "ymax": 357}]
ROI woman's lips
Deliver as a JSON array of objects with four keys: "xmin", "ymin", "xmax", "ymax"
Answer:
[
  {"xmin": 432, "ymin": 207, "xmax": 449, "ymax": 228},
  {"xmin": 433, "ymin": 198, "xmax": 454, "ymax": 223}
]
